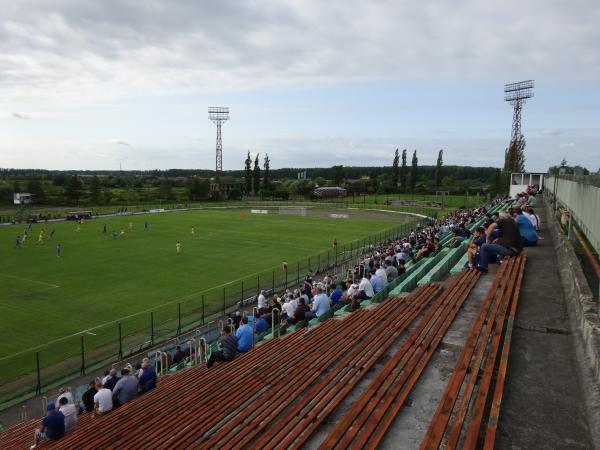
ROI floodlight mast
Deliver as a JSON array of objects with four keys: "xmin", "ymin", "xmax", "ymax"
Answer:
[
  {"xmin": 504, "ymin": 80, "xmax": 534, "ymax": 147},
  {"xmin": 208, "ymin": 107, "xmax": 230, "ymax": 180}
]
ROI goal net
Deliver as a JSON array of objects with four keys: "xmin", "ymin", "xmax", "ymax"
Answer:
[{"xmin": 278, "ymin": 206, "xmax": 307, "ymax": 216}]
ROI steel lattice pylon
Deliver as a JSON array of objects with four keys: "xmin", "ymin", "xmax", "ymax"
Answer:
[
  {"xmin": 504, "ymin": 80, "xmax": 534, "ymax": 147},
  {"xmin": 208, "ymin": 107, "xmax": 229, "ymax": 177}
]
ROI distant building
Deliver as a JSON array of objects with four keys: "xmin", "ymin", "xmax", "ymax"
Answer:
[
  {"xmin": 13, "ymin": 192, "xmax": 32, "ymax": 205},
  {"xmin": 509, "ymin": 173, "xmax": 545, "ymax": 197},
  {"xmin": 313, "ymin": 187, "xmax": 347, "ymax": 198},
  {"xmin": 210, "ymin": 180, "xmax": 245, "ymax": 196}
]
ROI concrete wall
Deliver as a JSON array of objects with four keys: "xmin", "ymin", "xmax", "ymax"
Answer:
[{"xmin": 546, "ymin": 176, "xmax": 600, "ymax": 254}]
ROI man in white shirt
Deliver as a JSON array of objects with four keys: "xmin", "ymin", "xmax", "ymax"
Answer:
[
  {"xmin": 257, "ymin": 290, "xmax": 267, "ymax": 313},
  {"xmin": 282, "ymin": 295, "xmax": 297, "ymax": 319},
  {"xmin": 56, "ymin": 387, "xmax": 74, "ymax": 406},
  {"xmin": 358, "ymin": 276, "xmax": 374, "ymax": 298},
  {"xmin": 58, "ymin": 397, "xmax": 77, "ymax": 431},
  {"xmin": 93, "ymin": 382, "xmax": 113, "ymax": 415}
]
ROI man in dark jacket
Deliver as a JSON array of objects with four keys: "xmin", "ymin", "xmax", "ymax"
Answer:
[
  {"xmin": 80, "ymin": 380, "xmax": 97, "ymax": 414},
  {"xmin": 206, "ymin": 326, "xmax": 238, "ymax": 368},
  {"xmin": 477, "ymin": 213, "xmax": 522, "ymax": 272}
]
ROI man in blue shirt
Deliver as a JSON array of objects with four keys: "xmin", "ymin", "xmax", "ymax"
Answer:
[
  {"xmin": 138, "ymin": 362, "xmax": 157, "ymax": 393},
  {"xmin": 512, "ymin": 207, "xmax": 538, "ymax": 246},
  {"xmin": 236, "ymin": 317, "xmax": 254, "ymax": 352},
  {"xmin": 369, "ymin": 270, "xmax": 385, "ymax": 293},
  {"xmin": 31, "ymin": 403, "xmax": 65, "ymax": 448},
  {"xmin": 255, "ymin": 314, "xmax": 268, "ymax": 334},
  {"xmin": 329, "ymin": 282, "xmax": 343, "ymax": 305},
  {"xmin": 307, "ymin": 286, "xmax": 331, "ymax": 319}
]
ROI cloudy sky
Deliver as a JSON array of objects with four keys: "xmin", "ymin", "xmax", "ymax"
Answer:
[{"xmin": 1, "ymin": 0, "xmax": 598, "ymax": 172}]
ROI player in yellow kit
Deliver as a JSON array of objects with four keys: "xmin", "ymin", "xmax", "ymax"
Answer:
[{"xmin": 176, "ymin": 241, "xmax": 182, "ymax": 254}]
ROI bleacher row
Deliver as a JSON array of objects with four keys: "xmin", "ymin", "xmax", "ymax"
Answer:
[{"xmin": 0, "ymin": 200, "xmax": 520, "ymax": 449}]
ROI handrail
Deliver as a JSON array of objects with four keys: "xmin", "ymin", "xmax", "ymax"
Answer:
[
  {"xmin": 154, "ymin": 351, "xmax": 162, "ymax": 375},
  {"xmin": 187, "ymin": 339, "xmax": 198, "ymax": 365},
  {"xmin": 198, "ymin": 337, "xmax": 208, "ymax": 364},
  {"xmin": 272, "ymin": 308, "xmax": 281, "ymax": 338}
]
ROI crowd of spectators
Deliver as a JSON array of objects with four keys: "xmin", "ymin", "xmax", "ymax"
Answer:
[{"xmin": 31, "ymin": 360, "xmax": 157, "ymax": 448}]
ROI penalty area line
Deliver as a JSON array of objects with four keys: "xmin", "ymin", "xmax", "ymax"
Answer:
[{"xmin": 0, "ymin": 273, "xmax": 60, "ymax": 289}]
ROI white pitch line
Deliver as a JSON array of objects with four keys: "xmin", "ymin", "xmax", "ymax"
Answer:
[{"xmin": 0, "ymin": 273, "xmax": 60, "ymax": 289}]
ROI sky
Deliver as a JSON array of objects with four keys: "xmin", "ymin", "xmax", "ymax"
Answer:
[{"xmin": 1, "ymin": 0, "xmax": 599, "ymax": 172}]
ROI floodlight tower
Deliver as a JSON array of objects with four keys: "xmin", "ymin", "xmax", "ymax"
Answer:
[
  {"xmin": 504, "ymin": 80, "xmax": 534, "ymax": 147},
  {"xmin": 208, "ymin": 107, "xmax": 230, "ymax": 182}
]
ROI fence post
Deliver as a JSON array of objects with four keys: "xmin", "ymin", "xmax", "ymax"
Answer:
[
  {"xmin": 257, "ymin": 275, "xmax": 260, "ymax": 294},
  {"xmin": 308, "ymin": 256, "xmax": 311, "ymax": 270},
  {"xmin": 223, "ymin": 287, "xmax": 226, "ymax": 315},
  {"xmin": 201, "ymin": 295, "xmax": 205, "ymax": 324},
  {"xmin": 177, "ymin": 303, "xmax": 181, "ymax": 335},
  {"xmin": 272, "ymin": 271, "xmax": 275, "ymax": 292},
  {"xmin": 80, "ymin": 335, "xmax": 85, "ymax": 375},
  {"xmin": 317, "ymin": 254, "xmax": 321, "ymax": 273},
  {"xmin": 297, "ymin": 262, "xmax": 300, "ymax": 284},
  {"xmin": 35, "ymin": 352, "xmax": 41, "ymax": 395},
  {"xmin": 150, "ymin": 312, "xmax": 154, "ymax": 345},
  {"xmin": 241, "ymin": 280, "xmax": 244, "ymax": 303},
  {"xmin": 118, "ymin": 323, "xmax": 123, "ymax": 360},
  {"xmin": 350, "ymin": 242, "xmax": 353, "ymax": 258},
  {"xmin": 327, "ymin": 250, "xmax": 330, "ymax": 268}
]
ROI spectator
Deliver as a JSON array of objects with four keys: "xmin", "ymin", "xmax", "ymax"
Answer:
[
  {"xmin": 384, "ymin": 258, "xmax": 398, "ymax": 282},
  {"xmin": 291, "ymin": 297, "xmax": 310, "ymax": 323},
  {"xmin": 171, "ymin": 346, "xmax": 185, "ymax": 365},
  {"xmin": 93, "ymin": 381, "xmax": 113, "ymax": 415},
  {"xmin": 31, "ymin": 403, "xmax": 64, "ymax": 449},
  {"xmin": 397, "ymin": 259, "xmax": 407, "ymax": 275},
  {"xmin": 305, "ymin": 286, "xmax": 331, "ymax": 320},
  {"xmin": 358, "ymin": 275, "xmax": 374, "ymax": 298},
  {"xmin": 257, "ymin": 290, "xmax": 267, "ymax": 314},
  {"xmin": 524, "ymin": 206, "xmax": 541, "ymax": 231},
  {"xmin": 329, "ymin": 282, "xmax": 343, "ymax": 305},
  {"xmin": 368, "ymin": 270, "xmax": 385, "ymax": 293},
  {"xmin": 80, "ymin": 381, "xmax": 97, "ymax": 414},
  {"xmin": 236, "ymin": 317, "xmax": 254, "ymax": 352},
  {"xmin": 207, "ymin": 326, "xmax": 238, "ymax": 368},
  {"xmin": 103, "ymin": 368, "xmax": 120, "ymax": 391},
  {"xmin": 58, "ymin": 397, "xmax": 77, "ymax": 432},
  {"xmin": 303, "ymin": 270, "xmax": 314, "ymax": 299},
  {"xmin": 374, "ymin": 262, "xmax": 388, "ymax": 288},
  {"xmin": 56, "ymin": 387, "xmax": 74, "ymax": 406},
  {"xmin": 281, "ymin": 295, "xmax": 297, "ymax": 321},
  {"xmin": 101, "ymin": 370, "xmax": 110, "ymax": 385},
  {"xmin": 255, "ymin": 314, "xmax": 268, "ymax": 334},
  {"xmin": 138, "ymin": 361, "xmax": 157, "ymax": 393},
  {"xmin": 477, "ymin": 212, "xmax": 523, "ymax": 273},
  {"xmin": 112, "ymin": 368, "xmax": 138, "ymax": 406},
  {"xmin": 511, "ymin": 207, "xmax": 538, "ymax": 246}
]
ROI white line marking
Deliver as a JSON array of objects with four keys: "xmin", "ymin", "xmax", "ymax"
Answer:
[{"xmin": 0, "ymin": 273, "xmax": 60, "ymax": 289}]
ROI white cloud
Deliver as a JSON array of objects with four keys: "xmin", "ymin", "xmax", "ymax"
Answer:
[
  {"xmin": 559, "ymin": 142, "xmax": 576, "ymax": 148},
  {"xmin": 0, "ymin": 0, "xmax": 599, "ymax": 103}
]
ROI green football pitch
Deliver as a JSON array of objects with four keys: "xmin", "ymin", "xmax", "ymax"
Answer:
[{"xmin": 0, "ymin": 208, "xmax": 414, "ymax": 390}]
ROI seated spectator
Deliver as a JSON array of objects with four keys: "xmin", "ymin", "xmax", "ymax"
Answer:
[
  {"xmin": 524, "ymin": 206, "xmax": 541, "ymax": 231},
  {"xmin": 329, "ymin": 282, "xmax": 343, "ymax": 305},
  {"xmin": 477, "ymin": 212, "xmax": 523, "ymax": 273},
  {"xmin": 80, "ymin": 380, "xmax": 97, "ymax": 414},
  {"xmin": 374, "ymin": 262, "xmax": 388, "ymax": 288},
  {"xmin": 255, "ymin": 314, "xmax": 268, "ymax": 334},
  {"xmin": 417, "ymin": 239, "xmax": 436, "ymax": 258},
  {"xmin": 305, "ymin": 285, "xmax": 331, "ymax": 320},
  {"xmin": 281, "ymin": 295, "xmax": 297, "ymax": 321},
  {"xmin": 384, "ymin": 258, "xmax": 398, "ymax": 282},
  {"xmin": 56, "ymin": 387, "xmax": 74, "ymax": 406},
  {"xmin": 397, "ymin": 259, "xmax": 407, "ymax": 275},
  {"xmin": 511, "ymin": 207, "xmax": 538, "ymax": 246},
  {"xmin": 103, "ymin": 368, "xmax": 120, "ymax": 391},
  {"xmin": 368, "ymin": 269, "xmax": 385, "ymax": 293},
  {"xmin": 31, "ymin": 403, "xmax": 65, "ymax": 449},
  {"xmin": 236, "ymin": 317, "xmax": 254, "ymax": 352},
  {"xmin": 290, "ymin": 297, "xmax": 310, "ymax": 324},
  {"xmin": 112, "ymin": 368, "xmax": 138, "ymax": 407},
  {"xmin": 171, "ymin": 346, "xmax": 185, "ymax": 365},
  {"xmin": 58, "ymin": 397, "xmax": 77, "ymax": 432},
  {"xmin": 138, "ymin": 361, "xmax": 157, "ymax": 393},
  {"xmin": 358, "ymin": 275, "xmax": 374, "ymax": 298},
  {"xmin": 207, "ymin": 325, "xmax": 238, "ymax": 368},
  {"xmin": 93, "ymin": 381, "xmax": 113, "ymax": 416}
]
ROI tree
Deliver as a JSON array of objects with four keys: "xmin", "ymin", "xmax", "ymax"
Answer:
[
  {"xmin": 65, "ymin": 175, "xmax": 82, "ymax": 204},
  {"xmin": 435, "ymin": 149, "xmax": 444, "ymax": 187},
  {"xmin": 502, "ymin": 135, "xmax": 526, "ymax": 192},
  {"xmin": 26, "ymin": 179, "xmax": 46, "ymax": 204},
  {"xmin": 400, "ymin": 149, "xmax": 408, "ymax": 193},
  {"xmin": 89, "ymin": 176, "xmax": 101, "ymax": 204},
  {"xmin": 332, "ymin": 165, "xmax": 344, "ymax": 186},
  {"xmin": 263, "ymin": 154, "xmax": 271, "ymax": 191},
  {"xmin": 244, "ymin": 151, "xmax": 252, "ymax": 193},
  {"xmin": 159, "ymin": 179, "xmax": 174, "ymax": 201},
  {"xmin": 392, "ymin": 149, "xmax": 399, "ymax": 190},
  {"xmin": 410, "ymin": 150, "xmax": 418, "ymax": 192},
  {"xmin": 253, "ymin": 154, "xmax": 261, "ymax": 194}
]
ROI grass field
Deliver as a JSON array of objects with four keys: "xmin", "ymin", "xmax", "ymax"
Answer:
[{"xmin": 0, "ymin": 208, "xmax": 413, "ymax": 393}]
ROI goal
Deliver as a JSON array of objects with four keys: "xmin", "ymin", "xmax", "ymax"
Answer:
[{"xmin": 278, "ymin": 206, "xmax": 307, "ymax": 216}]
